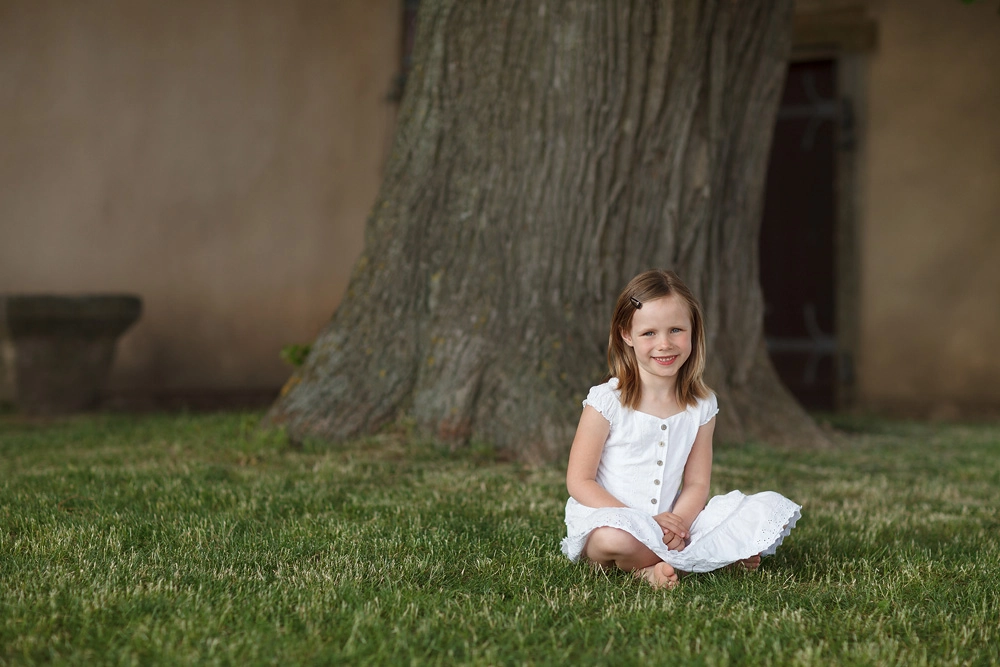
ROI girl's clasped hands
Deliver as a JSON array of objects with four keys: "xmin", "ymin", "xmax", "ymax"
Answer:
[{"xmin": 653, "ymin": 512, "xmax": 689, "ymax": 552}]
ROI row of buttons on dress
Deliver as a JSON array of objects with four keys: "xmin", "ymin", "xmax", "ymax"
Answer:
[{"xmin": 651, "ymin": 423, "xmax": 667, "ymax": 504}]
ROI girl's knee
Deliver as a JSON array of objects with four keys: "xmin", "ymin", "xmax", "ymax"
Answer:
[{"xmin": 586, "ymin": 527, "xmax": 642, "ymax": 558}]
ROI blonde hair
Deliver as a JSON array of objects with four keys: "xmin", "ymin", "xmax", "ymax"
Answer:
[{"xmin": 607, "ymin": 270, "xmax": 710, "ymax": 410}]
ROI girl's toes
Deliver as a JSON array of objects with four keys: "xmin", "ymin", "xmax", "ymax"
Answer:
[
  {"xmin": 656, "ymin": 562, "xmax": 680, "ymax": 587},
  {"xmin": 639, "ymin": 562, "xmax": 679, "ymax": 589},
  {"xmin": 730, "ymin": 554, "xmax": 762, "ymax": 572},
  {"xmin": 744, "ymin": 555, "xmax": 762, "ymax": 570}
]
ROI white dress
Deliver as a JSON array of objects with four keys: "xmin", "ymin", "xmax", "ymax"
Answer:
[{"xmin": 562, "ymin": 379, "xmax": 801, "ymax": 573}]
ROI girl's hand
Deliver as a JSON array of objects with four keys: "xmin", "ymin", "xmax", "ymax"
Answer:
[{"xmin": 653, "ymin": 512, "xmax": 689, "ymax": 551}]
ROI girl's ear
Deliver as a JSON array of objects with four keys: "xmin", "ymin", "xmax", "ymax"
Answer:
[{"xmin": 621, "ymin": 328, "xmax": 633, "ymax": 348}]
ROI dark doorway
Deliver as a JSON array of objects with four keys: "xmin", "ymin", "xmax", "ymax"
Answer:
[{"xmin": 760, "ymin": 59, "xmax": 839, "ymax": 410}]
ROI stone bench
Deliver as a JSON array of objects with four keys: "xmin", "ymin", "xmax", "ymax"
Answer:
[{"xmin": 0, "ymin": 295, "xmax": 142, "ymax": 415}]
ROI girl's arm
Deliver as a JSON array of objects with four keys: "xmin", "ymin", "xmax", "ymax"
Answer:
[
  {"xmin": 669, "ymin": 417, "xmax": 715, "ymax": 529},
  {"xmin": 565, "ymin": 406, "xmax": 627, "ymax": 509}
]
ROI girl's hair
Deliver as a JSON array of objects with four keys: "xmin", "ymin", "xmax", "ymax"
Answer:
[{"xmin": 607, "ymin": 269, "xmax": 710, "ymax": 410}]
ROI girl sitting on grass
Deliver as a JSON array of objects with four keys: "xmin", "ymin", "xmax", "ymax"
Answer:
[{"xmin": 562, "ymin": 269, "xmax": 801, "ymax": 588}]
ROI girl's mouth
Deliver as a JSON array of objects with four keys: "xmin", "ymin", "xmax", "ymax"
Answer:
[{"xmin": 653, "ymin": 355, "xmax": 678, "ymax": 365}]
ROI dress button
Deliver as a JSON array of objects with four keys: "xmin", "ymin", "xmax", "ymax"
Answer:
[
  {"xmin": 660, "ymin": 424, "xmax": 667, "ymax": 431},
  {"xmin": 657, "ymin": 460, "xmax": 663, "ymax": 466},
  {"xmin": 658, "ymin": 441, "xmax": 665, "ymax": 447},
  {"xmin": 654, "ymin": 479, "xmax": 661, "ymax": 485},
  {"xmin": 651, "ymin": 498, "xmax": 657, "ymax": 504}
]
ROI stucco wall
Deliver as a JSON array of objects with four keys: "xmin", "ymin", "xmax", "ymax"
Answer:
[
  {"xmin": 4, "ymin": 0, "xmax": 997, "ymax": 416},
  {"xmin": 858, "ymin": 0, "xmax": 1000, "ymax": 416},
  {"xmin": 0, "ymin": 0, "xmax": 399, "ymax": 401}
]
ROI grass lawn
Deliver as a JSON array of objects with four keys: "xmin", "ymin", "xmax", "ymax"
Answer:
[{"xmin": 1, "ymin": 410, "xmax": 998, "ymax": 666}]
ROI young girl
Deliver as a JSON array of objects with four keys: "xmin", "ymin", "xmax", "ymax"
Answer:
[{"xmin": 562, "ymin": 270, "xmax": 801, "ymax": 588}]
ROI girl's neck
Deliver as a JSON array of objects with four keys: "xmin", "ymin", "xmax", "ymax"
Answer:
[{"xmin": 637, "ymin": 377, "xmax": 680, "ymax": 418}]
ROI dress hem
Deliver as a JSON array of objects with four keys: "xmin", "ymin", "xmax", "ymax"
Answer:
[{"xmin": 561, "ymin": 490, "xmax": 801, "ymax": 574}]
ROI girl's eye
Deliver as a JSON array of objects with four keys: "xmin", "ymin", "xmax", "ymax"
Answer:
[
  {"xmin": 670, "ymin": 328, "xmax": 683, "ymax": 334},
  {"xmin": 642, "ymin": 331, "xmax": 655, "ymax": 337}
]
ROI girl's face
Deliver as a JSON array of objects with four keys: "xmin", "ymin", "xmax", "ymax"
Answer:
[{"xmin": 621, "ymin": 294, "xmax": 693, "ymax": 385}]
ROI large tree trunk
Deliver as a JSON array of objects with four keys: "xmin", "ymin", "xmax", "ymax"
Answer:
[{"xmin": 267, "ymin": 0, "xmax": 828, "ymax": 462}]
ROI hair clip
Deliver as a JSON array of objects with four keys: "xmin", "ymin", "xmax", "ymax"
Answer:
[{"xmin": 629, "ymin": 296, "xmax": 642, "ymax": 309}]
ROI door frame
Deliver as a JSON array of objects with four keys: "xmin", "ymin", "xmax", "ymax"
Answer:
[{"xmin": 789, "ymin": 2, "xmax": 876, "ymax": 410}]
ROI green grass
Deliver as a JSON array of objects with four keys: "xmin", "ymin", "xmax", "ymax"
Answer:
[{"xmin": 1, "ymin": 412, "xmax": 998, "ymax": 666}]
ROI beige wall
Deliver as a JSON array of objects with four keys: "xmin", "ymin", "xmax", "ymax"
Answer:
[
  {"xmin": 0, "ymin": 0, "xmax": 399, "ymax": 399},
  {"xmin": 3, "ymin": 0, "xmax": 997, "ymax": 416},
  {"xmin": 858, "ymin": 0, "xmax": 1000, "ymax": 416}
]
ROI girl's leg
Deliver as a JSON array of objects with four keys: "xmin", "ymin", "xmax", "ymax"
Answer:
[{"xmin": 584, "ymin": 527, "xmax": 679, "ymax": 588}]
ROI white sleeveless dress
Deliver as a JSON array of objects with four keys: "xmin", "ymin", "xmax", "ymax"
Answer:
[{"xmin": 561, "ymin": 379, "xmax": 801, "ymax": 573}]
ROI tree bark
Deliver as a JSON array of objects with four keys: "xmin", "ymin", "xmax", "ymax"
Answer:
[{"xmin": 267, "ymin": 0, "xmax": 829, "ymax": 461}]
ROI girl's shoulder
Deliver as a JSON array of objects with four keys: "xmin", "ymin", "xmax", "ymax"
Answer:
[
  {"xmin": 582, "ymin": 378, "xmax": 623, "ymax": 425},
  {"xmin": 691, "ymin": 391, "xmax": 719, "ymax": 426}
]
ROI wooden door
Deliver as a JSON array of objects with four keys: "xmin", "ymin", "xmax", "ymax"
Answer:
[{"xmin": 760, "ymin": 59, "xmax": 839, "ymax": 410}]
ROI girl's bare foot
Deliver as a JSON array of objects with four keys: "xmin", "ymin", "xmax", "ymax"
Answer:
[
  {"xmin": 728, "ymin": 554, "xmax": 762, "ymax": 571},
  {"xmin": 637, "ymin": 562, "xmax": 679, "ymax": 589}
]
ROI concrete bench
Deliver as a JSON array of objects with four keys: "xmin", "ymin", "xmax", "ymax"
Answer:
[{"xmin": 0, "ymin": 295, "xmax": 141, "ymax": 415}]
